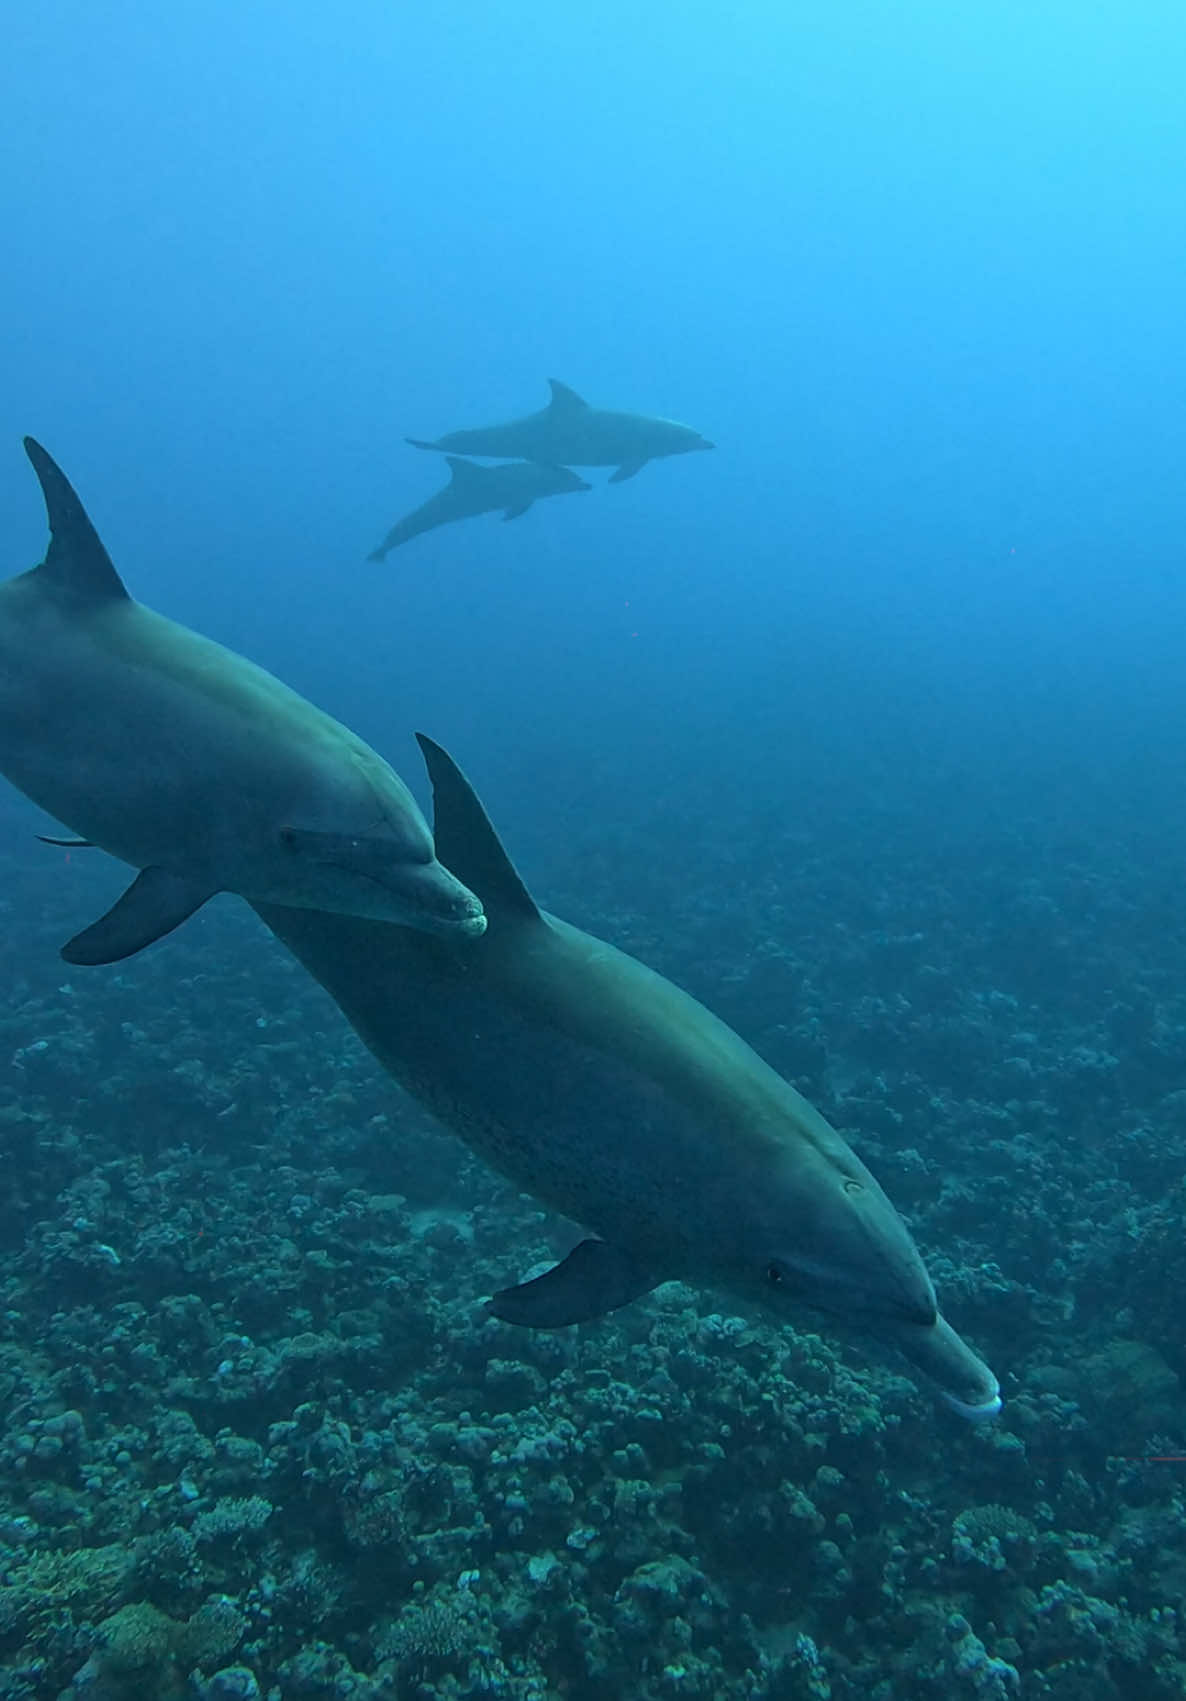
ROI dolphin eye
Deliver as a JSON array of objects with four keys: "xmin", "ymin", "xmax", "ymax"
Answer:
[
  {"xmin": 765, "ymin": 1262, "xmax": 786, "ymax": 1288},
  {"xmin": 279, "ymin": 827, "xmax": 297, "ymax": 848},
  {"xmin": 843, "ymin": 1179, "xmax": 864, "ymax": 1196}
]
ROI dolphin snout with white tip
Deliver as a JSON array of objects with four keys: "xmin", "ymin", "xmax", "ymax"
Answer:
[{"xmin": 0, "ymin": 438, "xmax": 485, "ymax": 963}]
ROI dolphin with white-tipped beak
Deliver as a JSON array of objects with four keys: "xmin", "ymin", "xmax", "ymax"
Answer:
[
  {"xmin": 255, "ymin": 737, "xmax": 1000, "ymax": 1420},
  {"xmin": 0, "ymin": 439, "xmax": 486, "ymax": 963}
]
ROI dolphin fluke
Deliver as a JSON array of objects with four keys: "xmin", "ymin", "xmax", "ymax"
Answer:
[
  {"xmin": 23, "ymin": 438, "xmax": 130, "ymax": 603},
  {"xmin": 488, "ymin": 1238, "xmax": 658, "ymax": 1326}
]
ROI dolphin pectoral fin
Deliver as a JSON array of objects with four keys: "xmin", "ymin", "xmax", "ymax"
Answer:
[
  {"xmin": 486, "ymin": 1238, "xmax": 658, "ymax": 1327},
  {"xmin": 61, "ymin": 868, "xmax": 215, "ymax": 965},
  {"xmin": 609, "ymin": 459, "xmax": 648, "ymax": 484},
  {"xmin": 501, "ymin": 502, "xmax": 532, "ymax": 521},
  {"xmin": 38, "ymin": 835, "xmax": 95, "ymax": 848}
]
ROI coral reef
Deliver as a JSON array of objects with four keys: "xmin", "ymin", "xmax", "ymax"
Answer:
[{"xmin": 0, "ymin": 780, "xmax": 1183, "ymax": 1699}]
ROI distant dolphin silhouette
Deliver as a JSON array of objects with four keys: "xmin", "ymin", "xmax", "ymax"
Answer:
[
  {"xmin": 0, "ymin": 439, "xmax": 486, "ymax": 963},
  {"xmin": 369, "ymin": 457, "xmax": 591, "ymax": 560},
  {"xmin": 256, "ymin": 737, "xmax": 1001, "ymax": 1420},
  {"xmin": 408, "ymin": 379, "xmax": 714, "ymax": 483}
]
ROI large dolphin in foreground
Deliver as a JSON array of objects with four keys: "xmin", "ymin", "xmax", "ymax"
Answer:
[
  {"xmin": 408, "ymin": 379, "xmax": 714, "ymax": 483},
  {"xmin": 369, "ymin": 457, "xmax": 591, "ymax": 560},
  {"xmin": 256, "ymin": 738, "xmax": 1001, "ymax": 1420},
  {"xmin": 0, "ymin": 439, "xmax": 486, "ymax": 964}
]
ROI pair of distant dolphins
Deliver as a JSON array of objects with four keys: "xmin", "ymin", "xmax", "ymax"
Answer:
[
  {"xmin": 369, "ymin": 380, "xmax": 715, "ymax": 559},
  {"xmin": 0, "ymin": 435, "xmax": 1000, "ymax": 1421}
]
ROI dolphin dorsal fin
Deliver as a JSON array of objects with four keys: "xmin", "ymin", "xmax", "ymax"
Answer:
[
  {"xmin": 547, "ymin": 379, "xmax": 589, "ymax": 412},
  {"xmin": 445, "ymin": 455, "xmax": 485, "ymax": 483},
  {"xmin": 415, "ymin": 734, "xmax": 541, "ymax": 925},
  {"xmin": 23, "ymin": 438, "xmax": 130, "ymax": 602}
]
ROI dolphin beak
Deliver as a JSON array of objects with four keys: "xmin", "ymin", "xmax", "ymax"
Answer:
[
  {"xmin": 885, "ymin": 1312, "xmax": 1002, "ymax": 1420},
  {"xmin": 872, "ymin": 1222, "xmax": 937, "ymax": 1328},
  {"xmin": 402, "ymin": 860, "xmax": 487, "ymax": 936}
]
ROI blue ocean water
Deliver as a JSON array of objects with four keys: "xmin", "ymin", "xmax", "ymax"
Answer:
[{"xmin": 2, "ymin": 5, "xmax": 1186, "ymax": 1697}]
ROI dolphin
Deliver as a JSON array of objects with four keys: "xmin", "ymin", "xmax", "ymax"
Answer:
[
  {"xmin": 0, "ymin": 439, "xmax": 486, "ymax": 964},
  {"xmin": 368, "ymin": 457, "xmax": 591, "ymax": 561},
  {"xmin": 407, "ymin": 379, "xmax": 715, "ymax": 484},
  {"xmin": 254, "ymin": 737, "xmax": 1001, "ymax": 1420}
]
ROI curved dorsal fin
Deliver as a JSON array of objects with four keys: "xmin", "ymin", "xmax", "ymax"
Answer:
[
  {"xmin": 415, "ymin": 733, "xmax": 540, "ymax": 924},
  {"xmin": 546, "ymin": 379, "xmax": 589, "ymax": 412},
  {"xmin": 23, "ymin": 438, "xmax": 130, "ymax": 602},
  {"xmin": 445, "ymin": 455, "xmax": 486, "ymax": 483}
]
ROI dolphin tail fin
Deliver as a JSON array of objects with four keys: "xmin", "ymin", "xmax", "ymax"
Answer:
[
  {"xmin": 23, "ymin": 439, "xmax": 131, "ymax": 602},
  {"xmin": 415, "ymin": 734, "xmax": 540, "ymax": 925},
  {"xmin": 368, "ymin": 515, "xmax": 420, "ymax": 560},
  {"xmin": 60, "ymin": 867, "xmax": 214, "ymax": 965},
  {"xmin": 487, "ymin": 1239, "xmax": 658, "ymax": 1326}
]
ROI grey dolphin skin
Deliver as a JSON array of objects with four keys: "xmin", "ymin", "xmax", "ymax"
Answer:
[
  {"xmin": 0, "ymin": 439, "xmax": 486, "ymax": 964},
  {"xmin": 369, "ymin": 457, "xmax": 591, "ymax": 561},
  {"xmin": 407, "ymin": 379, "xmax": 714, "ymax": 484},
  {"xmin": 255, "ymin": 737, "xmax": 1001, "ymax": 1420}
]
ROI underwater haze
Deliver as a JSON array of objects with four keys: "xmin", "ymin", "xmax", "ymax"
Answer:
[{"xmin": 2, "ymin": 4, "xmax": 1186, "ymax": 1697}]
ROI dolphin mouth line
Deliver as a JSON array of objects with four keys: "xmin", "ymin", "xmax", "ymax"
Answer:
[
  {"xmin": 818, "ymin": 1293, "xmax": 938, "ymax": 1329},
  {"xmin": 317, "ymin": 858, "xmax": 485, "ymax": 932},
  {"xmin": 784, "ymin": 1257, "xmax": 937, "ymax": 1329}
]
